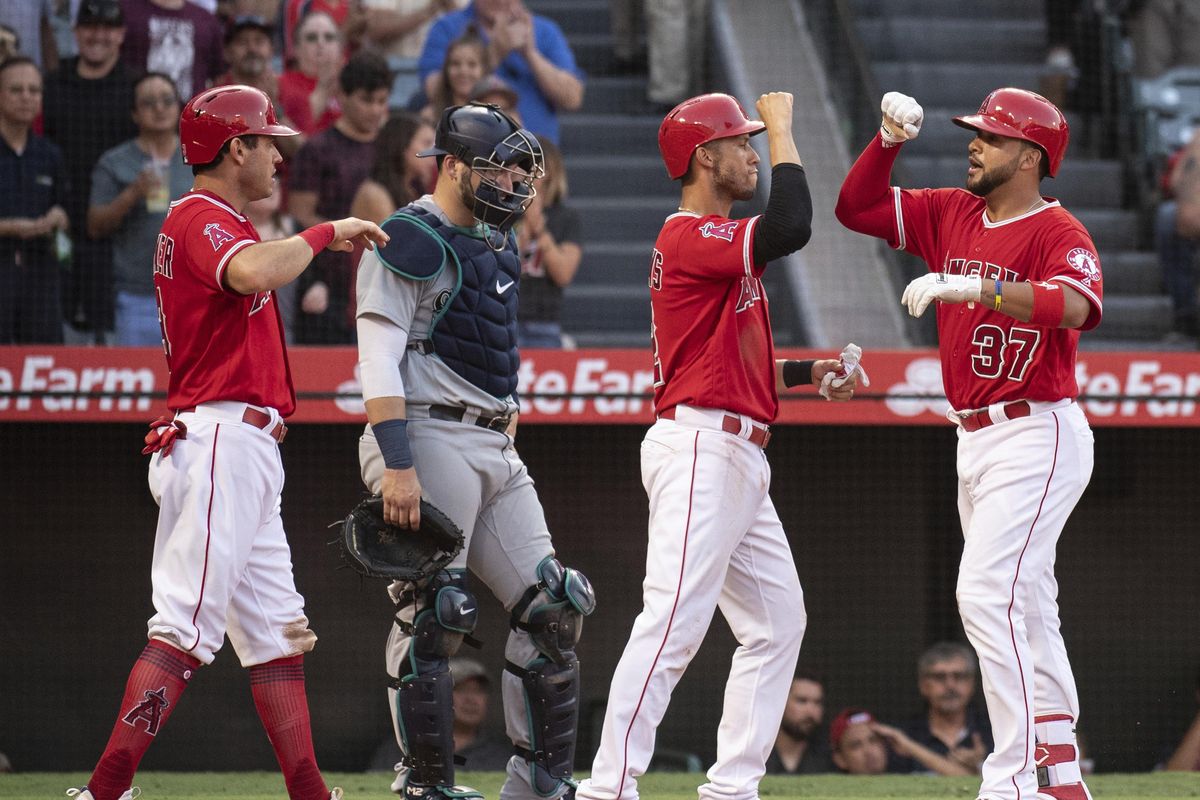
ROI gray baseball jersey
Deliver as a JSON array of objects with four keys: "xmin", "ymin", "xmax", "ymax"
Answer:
[{"xmin": 355, "ymin": 195, "xmax": 519, "ymax": 418}]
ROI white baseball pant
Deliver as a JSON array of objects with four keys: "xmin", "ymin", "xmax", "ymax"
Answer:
[
  {"xmin": 954, "ymin": 400, "xmax": 1093, "ymax": 800},
  {"xmin": 577, "ymin": 406, "xmax": 806, "ymax": 800},
  {"xmin": 146, "ymin": 401, "xmax": 315, "ymax": 667}
]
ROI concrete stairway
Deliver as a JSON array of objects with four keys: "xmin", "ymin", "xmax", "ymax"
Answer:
[
  {"xmin": 528, "ymin": 0, "xmax": 662, "ymax": 347},
  {"xmin": 531, "ymin": 0, "xmax": 804, "ymax": 347}
]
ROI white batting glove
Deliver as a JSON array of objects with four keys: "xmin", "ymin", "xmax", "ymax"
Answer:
[
  {"xmin": 900, "ymin": 273, "xmax": 982, "ymax": 318},
  {"xmin": 819, "ymin": 343, "xmax": 871, "ymax": 400},
  {"xmin": 880, "ymin": 91, "xmax": 923, "ymax": 145}
]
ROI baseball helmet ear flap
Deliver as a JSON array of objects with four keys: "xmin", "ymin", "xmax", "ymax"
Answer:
[
  {"xmin": 952, "ymin": 87, "xmax": 1069, "ymax": 177},
  {"xmin": 180, "ymin": 84, "xmax": 298, "ymax": 165},
  {"xmin": 657, "ymin": 93, "xmax": 766, "ymax": 180}
]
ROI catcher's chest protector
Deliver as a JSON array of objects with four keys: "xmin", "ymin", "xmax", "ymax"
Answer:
[{"xmin": 413, "ymin": 207, "xmax": 522, "ymax": 398}]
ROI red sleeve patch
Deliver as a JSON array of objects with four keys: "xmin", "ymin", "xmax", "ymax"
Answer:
[{"xmin": 698, "ymin": 220, "xmax": 739, "ymax": 242}]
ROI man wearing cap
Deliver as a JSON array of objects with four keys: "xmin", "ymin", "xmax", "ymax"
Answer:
[
  {"xmin": 837, "ymin": 88, "xmax": 1100, "ymax": 800},
  {"xmin": 218, "ymin": 15, "xmax": 300, "ymax": 158},
  {"xmin": 42, "ymin": 0, "xmax": 138, "ymax": 341},
  {"xmin": 69, "ymin": 84, "xmax": 386, "ymax": 800},
  {"xmin": 830, "ymin": 707, "xmax": 973, "ymax": 777},
  {"xmin": 829, "ymin": 709, "xmax": 891, "ymax": 776}
]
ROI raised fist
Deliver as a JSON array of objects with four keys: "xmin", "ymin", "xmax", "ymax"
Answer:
[{"xmin": 880, "ymin": 91, "xmax": 923, "ymax": 144}]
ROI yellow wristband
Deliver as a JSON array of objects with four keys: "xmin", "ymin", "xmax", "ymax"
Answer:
[{"xmin": 993, "ymin": 279, "xmax": 1003, "ymax": 311}]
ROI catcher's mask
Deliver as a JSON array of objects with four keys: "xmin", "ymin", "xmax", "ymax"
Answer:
[{"xmin": 420, "ymin": 102, "xmax": 544, "ymax": 242}]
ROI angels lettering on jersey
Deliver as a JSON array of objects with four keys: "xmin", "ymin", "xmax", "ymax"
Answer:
[{"xmin": 892, "ymin": 189, "xmax": 1104, "ymax": 409}]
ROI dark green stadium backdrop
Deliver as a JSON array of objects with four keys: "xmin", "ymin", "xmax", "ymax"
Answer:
[{"xmin": 1, "ymin": 422, "xmax": 1197, "ymax": 774}]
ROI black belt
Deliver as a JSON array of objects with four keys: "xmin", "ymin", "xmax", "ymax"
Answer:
[{"xmin": 428, "ymin": 404, "xmax": 512, "ymax": 432}]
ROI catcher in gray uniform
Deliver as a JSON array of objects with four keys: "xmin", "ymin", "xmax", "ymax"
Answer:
[{"xmin": 354, "ymin": 102, "xmax": 596, "ymax": 800}]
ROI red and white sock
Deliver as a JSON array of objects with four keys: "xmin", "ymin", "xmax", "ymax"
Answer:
[
  {"xmin": 249, "ymin": 655, "xmax": 329, "ymax": 800},
  {"xmin": 87, "ymin": 639, "xmax": 199, "ymax": 800},
  {"xmin": 1034, "ymin": 714, "xmax": 1092, "ymax": 800}
]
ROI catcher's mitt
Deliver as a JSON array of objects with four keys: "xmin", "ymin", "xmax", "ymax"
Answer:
[{"xmin": 340, "ymin": 495, "xmax": 463, "ymax": 581}]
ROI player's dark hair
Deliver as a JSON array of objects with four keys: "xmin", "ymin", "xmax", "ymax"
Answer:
[
  {"xmin": 339, "ymin": 50, "xmax": 392, "ymax": 96},
  {"xmin": 192, "ymin": 134, "xmax": 263, "ymax": 175},
  {"xmin": 131, "ymin": 71, "xmax": 179, "ymax": 111}
]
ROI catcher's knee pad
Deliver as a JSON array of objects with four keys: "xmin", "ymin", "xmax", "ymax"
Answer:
[
  {"xmin": 391, "ymin": 574, "xmax": 480, "ymax": 789},
  {"xmin": 410, "ymin": 577, "xmax": 478, "ymax": 667},
  {"xmin": 507, "ymin": 557, "xmax": 596, "ymax": 795},
  {"xmin": 510, "ymin": 557, "xmax": 596, "ymax": 666}
]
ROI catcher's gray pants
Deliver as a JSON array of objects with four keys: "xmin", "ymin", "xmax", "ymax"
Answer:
[{"xmin": 360, "ymin": 420, "xmax": 565, "ymax": 800}]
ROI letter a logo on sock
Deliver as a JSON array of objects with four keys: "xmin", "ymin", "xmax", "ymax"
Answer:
[{"xmin": 122, "ymin": 686, "xmax": 170, "ymax": 735}]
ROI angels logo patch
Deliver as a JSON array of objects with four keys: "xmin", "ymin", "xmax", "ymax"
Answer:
[
  {"xmin": 204, "ymin": 222, "xmax": 236, "ymax": 251},
  {"xmin": 1065, "ymin": 248, "xmax": 1100, "ymax": 284},
  {"xmin": 699, "ymin": 220, "xmax": 738, "ymax": 242}
]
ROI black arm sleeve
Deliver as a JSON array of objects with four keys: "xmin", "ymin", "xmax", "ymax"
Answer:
[{"xmin": 752, "ymin": 163, "xmax": 812, "ymax": 264}]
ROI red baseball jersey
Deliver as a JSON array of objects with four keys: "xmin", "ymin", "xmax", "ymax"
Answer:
[
  {"xmin": 154, "ymin": 189, "xmax": 296, "ymax": 416},
  {"xmin": 650, "ymin": 211, "xmax": 777, "ymax": 424},
  {"xmin": 893, "ymin": 188, "xmax": 1103, "ymax": 410}
]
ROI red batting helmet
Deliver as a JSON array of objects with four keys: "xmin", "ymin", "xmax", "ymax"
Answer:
[
  {"xmin": 953, "ymin": 87, "xmax": 1069, "ymax": 177},
  {"xmin": 658, "ymin": 93, "xmax": 765, "ymax": 180},
  {"xmin": 180, "ymin": 84, "xmax": 298, "ymax": 165}
]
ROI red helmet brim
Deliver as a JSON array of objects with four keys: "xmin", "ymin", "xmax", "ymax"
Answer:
[
  {"xmin": 952, "ymin": 114, "xmax": 1024, "ymax": 141},
  {"xmin": 257, "ymin": 122, "xmax": 300, "ymax": 138}
]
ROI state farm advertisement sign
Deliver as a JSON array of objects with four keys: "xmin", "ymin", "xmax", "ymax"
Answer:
[{"xmin": 2, "ymin": 346, "xmax": 1200, "ymax": 426}]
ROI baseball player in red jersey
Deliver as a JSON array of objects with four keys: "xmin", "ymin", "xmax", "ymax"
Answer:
[
  {"xmin": 835, "ymin": 88, "xmax": 1101, "ymax": 800},
  {"xmin": 575, "ymin": 91, "xmax": 862, "ymax": 800},
  {"xmin": 70, "ymin": 85, "xmax": 387, "ymax": 800}
]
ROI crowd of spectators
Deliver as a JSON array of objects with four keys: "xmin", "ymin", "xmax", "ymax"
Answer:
[
  {"xmin": 0, "ymin": 0, "xmax": 584, "ymax": 347},
  {"xmin": 13, "ymin": 1, "xmax": 1197, "ymax": 351}
]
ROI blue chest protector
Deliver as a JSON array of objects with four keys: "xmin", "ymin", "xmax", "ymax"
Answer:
[{"xmin": 376, "ymin": 205, "xmax": 521, "ymax": 399}]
